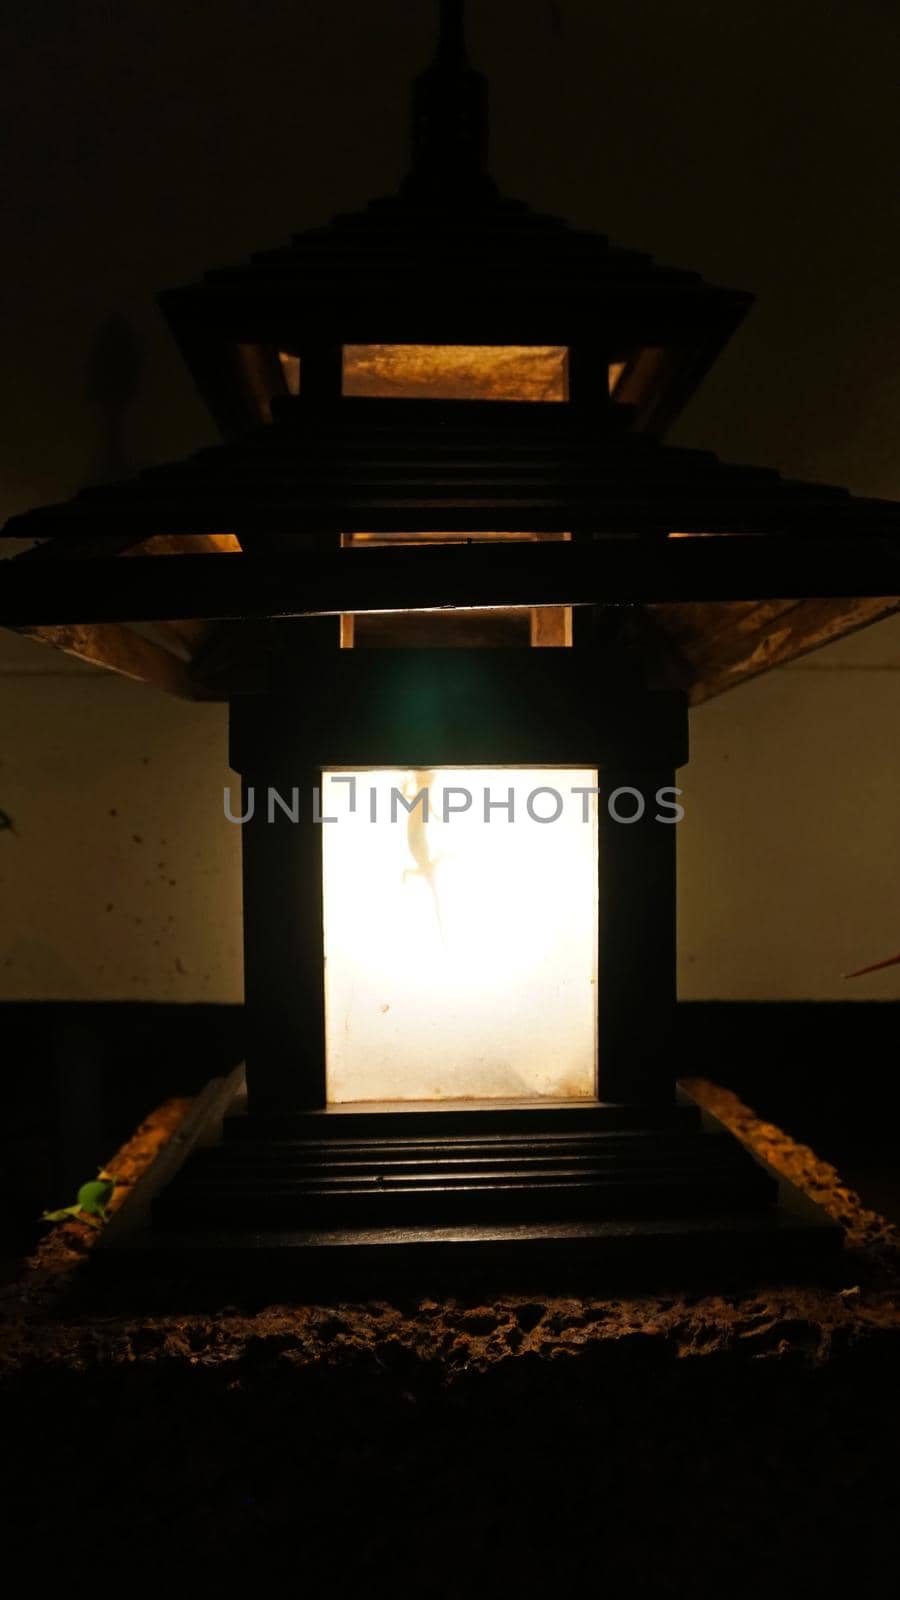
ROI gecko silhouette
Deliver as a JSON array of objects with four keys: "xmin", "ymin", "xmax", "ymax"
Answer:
[{"xmin": 402, "ymin": 769, "xmax": 445, "ymax": 942}]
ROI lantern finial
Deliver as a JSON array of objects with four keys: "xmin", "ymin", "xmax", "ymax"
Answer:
[
  {"xmin": 405, "ymin": 0, "xmax": 495, "ymax": 199},
  {"xmin": 437, "ymin": 0, "xmax": 469, "ymax": 64}
]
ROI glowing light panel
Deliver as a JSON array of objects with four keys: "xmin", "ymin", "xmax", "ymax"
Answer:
[
  {"xmin": 342, "ymin": 344, "xmax": 568, "ymax": 402},
  {"xmin": 322, "ymin": 768, "xmax": 598, "ymax": 1103}
]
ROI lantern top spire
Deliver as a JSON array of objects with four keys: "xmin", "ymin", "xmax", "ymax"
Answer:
[
  {"xmin": 155, "ymin": 0, "xmax": 753, "ymax": 440},
  {"xmin": 437, "ymin": 0, "xmax": 470, "ymax": 62},
  {"xmin": 405, "ymin": 0, "xmax": 495, "ymax": 198}
]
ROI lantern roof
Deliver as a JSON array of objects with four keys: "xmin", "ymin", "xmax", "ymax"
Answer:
[
  {"xmin": 8, "ymin": 396, "xmax": 900, "ymax": 545},
  {"xmin": 4, "ymin": 0, "xmax": 900, "ymax": 705},
  {"xmin": 5, "ymin": 386, "xmax": 900, "ymax": 709},
  {"xmin": 5, "ymin": 391, "xmax": 900, "ymax": 704},
  {"xmin": 160, "ymin": 0, "xmax": 751, "ymax": 440}
]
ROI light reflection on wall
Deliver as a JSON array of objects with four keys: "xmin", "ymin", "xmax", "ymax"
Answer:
[{"xmin": 322, "ymin": 767, "xmax": 599, "ymax": 1104}]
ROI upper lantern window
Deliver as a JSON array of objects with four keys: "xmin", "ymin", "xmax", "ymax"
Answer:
[
  {"xmin": 342, "ymin": 344, "xmax": 568, "ymax": 401},
  {"xmin": 277, "ymin": 346, "xmax": 629, "ymax": 403}
]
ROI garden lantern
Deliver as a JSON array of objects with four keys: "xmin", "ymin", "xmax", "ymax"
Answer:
[{"xmin": 7, "ymin": 0, "xmax": 900, "ymax": 1277}]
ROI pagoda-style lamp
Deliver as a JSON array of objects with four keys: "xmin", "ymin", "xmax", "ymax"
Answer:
[
  {"xmin": 10, "ymin": 0, "xmax": 900, "ymax": 1279},
  {"xmin": 157, "ymin": 0, "xmax": 751, "ymax": 441}
]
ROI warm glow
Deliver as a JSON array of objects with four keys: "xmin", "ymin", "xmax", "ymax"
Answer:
[
  {"xmin": 343, "ymin": 344, "xmax": 568, "ymax": 401},
  {"xmin": 131, "ymin": 534, "xmax": 242, "ymax": 555},
  {"xmin": 341, "ymin": 531, "xmax": 572, "ymax": 648},
  {"xmin": 322, "ymin": 768, "xmax": 599, "ymax": 1103},
  {"xmin": 277, "ymin": 347, "xmax": 626, "ymax": 402},
  {"xmin": 608, "ymin": 360, "xmax": 626, "ymax": 393},
  {"xmin": 279, "ymin": 352, "xmax": 300, "ymax": 395}
]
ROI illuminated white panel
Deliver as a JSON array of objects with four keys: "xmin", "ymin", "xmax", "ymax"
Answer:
[{"xmin": 322, "ymin": 768, "xmax": 598, "ymax": 1103}]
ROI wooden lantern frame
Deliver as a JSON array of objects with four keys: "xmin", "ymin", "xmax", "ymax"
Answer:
[
  {"xmin": 1, "ymin": 0, "xmax": 868, "ymax": 1276},
  {"xmin": 230, "ymin": 648, "xmax": 688, "ymax": 1116}
]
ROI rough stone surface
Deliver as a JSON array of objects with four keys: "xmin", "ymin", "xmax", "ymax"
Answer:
[{"xmin": 2, "ymin": 1082, "xmax": 898, "ymax": 1587}]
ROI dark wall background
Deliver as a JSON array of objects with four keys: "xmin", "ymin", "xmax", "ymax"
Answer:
[{"xmin": 2, "ymin": 0, "xmax": 899, "ymax": 522}]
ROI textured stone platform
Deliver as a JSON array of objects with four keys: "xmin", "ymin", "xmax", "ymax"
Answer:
[{"xmin": 2, "ymin": 1082, "xmax": 898, "ymax": 1588}]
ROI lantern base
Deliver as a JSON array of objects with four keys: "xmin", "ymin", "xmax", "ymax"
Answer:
[{"xmin": 94, "ymin": 1080, "xmax": 842, "ymax": 1295}]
